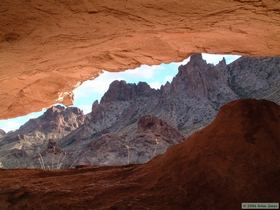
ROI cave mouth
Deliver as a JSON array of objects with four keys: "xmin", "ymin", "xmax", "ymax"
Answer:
[
  {"xmin": 0, "ymin": 52, "xmax": 279, "ymax": 171},
  {"xmin": 0, "ymin": 53, "xmax": 240, "ymax": 133}
]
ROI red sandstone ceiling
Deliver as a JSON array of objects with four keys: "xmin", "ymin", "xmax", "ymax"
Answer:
[{"xmin": 0, "ymin": 0, "xmax": 280, "ymax": 119}]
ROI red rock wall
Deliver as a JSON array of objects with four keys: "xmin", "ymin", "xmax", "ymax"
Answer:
[{"xmin": 1, "ymin": 0, "xmax": 280, "ymax": 118}]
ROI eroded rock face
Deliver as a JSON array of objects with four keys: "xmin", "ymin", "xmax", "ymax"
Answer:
[
  {"xmin": 228, "ymin": 56, "xmax": 280, "ymax": 102},
  {"xmin": 19, "ymin": 106, "xmax": 84, "ymax": 136},
  {"xmin": 1, "ymin": 0, "xmax": 280, "ymax": 118},
  {"xmin": 101, "ymin": 81, "xmax": 156, "ymax": 103},
  {"xmin": 0, "ymin": 105, "xmax": 84, "ymax": 168},
  {"xmin": 76, "ymin": 115, "xmax": 183, "ymax": 166},
  {"xmin": 137, "ymin": 115, "xmax": 182, "ymax": 141}
]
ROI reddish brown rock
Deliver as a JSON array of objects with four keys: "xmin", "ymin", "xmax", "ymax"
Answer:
[
  {"xmin": 137, "ymin": 115, "xmax": 183, "ymax": 143},
  {"xmin": 1, "ymin": 0, "xmax": 280, "ymax": 118},
  {"xmin": 0, "ymin": 99, "xmax": 279, "ymax": 209}
]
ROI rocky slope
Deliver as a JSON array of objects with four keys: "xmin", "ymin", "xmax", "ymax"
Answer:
[
  {"xmin": 0, "ymin": 99, "xmax": 279, "ymax": 210},
  {"xmin": 0, "ymin": 106, "xmax": 85, "ymax": 168},
  {"xmin": 0, "ymin": 129, "xmax": 5, "ymax": 139},
  {"xmin": 68, "ymin": 115, "xmax": 184, "ymax": 166},
  {"xmin": 0, "ymin": 54, "xmax": 279, "ymax": 168},
  {"xmin": 228, "ymin": 56, "xmax": 280, "ymax": 103},
  {"xmin": 1, "ymin": 0, "xmax": 280, "ymax": 119},
  {"xmin": 62, "ymin": 54, "xmax": 280, "ymax": 141}
]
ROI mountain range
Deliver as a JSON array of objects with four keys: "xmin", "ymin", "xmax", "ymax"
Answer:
[
  {"xmin": 0, "ymin": 54, "xmax": 279, "ymax": 168},
  {"xmin": 0, "ymin": 99, "xmax": 279, "ymax": 210}
]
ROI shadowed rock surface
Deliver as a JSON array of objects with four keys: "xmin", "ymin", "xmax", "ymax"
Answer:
[
  {"xmin": 0, "ymin": 99, "xmax": 279, "ymax": 210},
  {"xmin": 1, "ymin": 0, "xmax": 280, "ymax": 118}
]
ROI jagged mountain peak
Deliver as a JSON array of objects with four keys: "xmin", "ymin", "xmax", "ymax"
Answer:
[
  {"xmin": 1, "ymin": 55, "xmax": 280, "ymax": 169},
  {"xmin": 46, "ymin": 105, "xmax": 65, "ymax": 112},
  {"xmin": 23, "ymin": 105, "xmax": 84, "ymax": 130},
  {"xmin": 218, "ymin": 57, "xmax": 226, "ymax": 66},
  {"xmin": 101, "ymin": 80, "xmax": 157, "ymax": 103},
  {"xmin": 1, "ymin": 105, "xmax": 85, "ymax": 145},
  {"xmin": 170, "ymin": 54, "xmax": 236, "ymax": 102},
  {"xmin": 189, "ymin": 53, "xmax": 205, "ymax": 64},
  {"xmin": 44, "ymin": 105, "xmax": 83, "ymax": 116}
]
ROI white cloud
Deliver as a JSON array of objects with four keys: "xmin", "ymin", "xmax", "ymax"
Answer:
[
  {"xmin": 202, "ymin": 53, "xmax": 225, "ymax": 65},
  {"xmin": 73, "ymin": 64, "xmax": 164, "ymax": 99},
  {"xmin": 78, "ymin": 105, "xmax": 92, "ymax": 114},
  {"xmin": 0, "ymin": 109, "xmax": 45, "ymax": 132},
  {"xmin": 149, "ymin": 82, "xmax": 162, "ymax": 89},
  {"xmin": 122, "ymin": 65, "xmax": 159, "ymax": 79},
  {"xmin": 0, "ymin": 121, "xmax": 21, "ymax": 132},
  {"xmin": 73, "ymin": 72, "xmax": 122, "ymax": 97},
  {"xmin": 202, "ymin": 53, "xmax": 241, "ymax": 65},
  {"xmin": 164, "ymin": 75, "xmax": 173, "ymax": 82}
]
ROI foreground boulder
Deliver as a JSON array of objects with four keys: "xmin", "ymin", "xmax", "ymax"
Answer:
[{"xmin": 0, "ymin": 99, "xmax": 279, "ymax": 209}]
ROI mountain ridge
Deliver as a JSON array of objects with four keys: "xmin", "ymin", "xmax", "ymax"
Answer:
[{"xmin": 0, "ymin": 54, "xmax": 279, "ymax": 168}]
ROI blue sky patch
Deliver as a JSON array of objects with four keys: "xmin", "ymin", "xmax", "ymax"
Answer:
[{"xmin": 0, "ymin": 54, "xmax": 240, "ymax": 132}]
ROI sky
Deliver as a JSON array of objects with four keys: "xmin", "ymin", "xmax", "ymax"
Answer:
[{"xmin": 0, "ymin": 53, "xmax": 240, "ymax": 132}]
